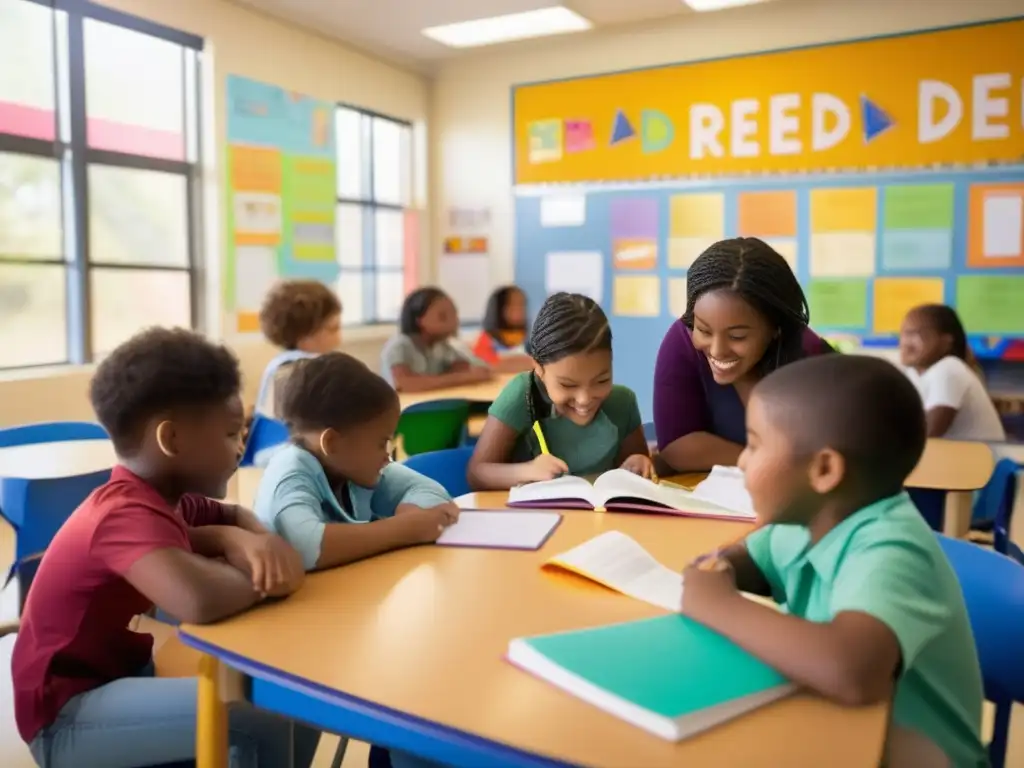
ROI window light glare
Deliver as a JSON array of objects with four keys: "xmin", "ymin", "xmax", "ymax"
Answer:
[
  {"xmin": 683, "ymin": 0, "xmax": 769, "ymax": 11},
  {"xmin": 422, "ymin": 7, "xmax": 592, "ymax": 49}
]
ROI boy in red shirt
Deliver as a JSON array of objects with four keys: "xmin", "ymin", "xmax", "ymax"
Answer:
[{"xmin": 12, "ymin": 327, "xmax": 320, "ymax": 767}]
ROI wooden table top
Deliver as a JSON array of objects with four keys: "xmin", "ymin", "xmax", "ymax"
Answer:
[
  {"xmin": 906, "ymin": 438, "xmax": 994, "ymax": 491},
  {"xmin": 398, "ymin": 374, "xmax": 514, "ymax": 409},
  {"xmin": 180, "ymin": 507, "xmax": 886, "ymax": 767},
  {"xmin": 0, "ymin": 439, "xmax": 116, "ymax": 480}
]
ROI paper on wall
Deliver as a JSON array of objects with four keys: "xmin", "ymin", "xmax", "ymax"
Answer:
[
  {"xmin": 541, "ymin": 195, "xmax": 586, "ymax": 227},
  {"xmin": 438, "ymin": 252, "xmax": 489, "ymax": 322},
  {"xmin": 545, "ymin": 251, "xmax": 604, "ymax": 303},
  {"xmin": 983, "ymin": 195, "xmax": 1023, "ymax": 258}
]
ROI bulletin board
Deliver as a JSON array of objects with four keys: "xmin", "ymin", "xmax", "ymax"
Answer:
[
  {"xmin": 512, "ymin": 16, "xmax": 1024, "ymax": 184},
  {"xmin": 225, "ymin": 75, "xmax": 337, "ymax": 333},
  {"xmin": 514, "ymin": 169, "xmax": 1024, "ymax": 420}
]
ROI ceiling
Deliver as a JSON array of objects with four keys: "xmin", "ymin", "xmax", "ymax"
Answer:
[{"xmin": 233, "ymin": 0, "xmax": 718, "ymax": 69}]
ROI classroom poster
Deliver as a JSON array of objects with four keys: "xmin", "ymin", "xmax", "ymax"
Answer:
[{"xmin": 225, "ymin": 75, "xmax": 337, "ymax": 333}]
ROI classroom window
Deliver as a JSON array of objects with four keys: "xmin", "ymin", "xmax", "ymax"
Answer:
[
  {"xmin": 335, "ymin": 105, "xmax": 412, "ymax": 326},
  {"xmin": 0, "ymin": 0, "xmax": 203, "ymax": 369}
]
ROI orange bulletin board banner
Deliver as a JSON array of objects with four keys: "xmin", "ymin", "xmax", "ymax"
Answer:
[{"xmin": 513, "ymin": 18, "xmax": 1024, "ymax": 184}]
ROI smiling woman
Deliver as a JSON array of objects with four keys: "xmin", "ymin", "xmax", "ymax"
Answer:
[{"xmin": 653, "ymin": 238, "xmax": 833, "ymax": 473}]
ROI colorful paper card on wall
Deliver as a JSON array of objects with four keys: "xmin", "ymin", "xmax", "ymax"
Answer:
[
  {"xmin": 873, "ymin": 277, "xmax": 945, "ymax": 333},
  {"xmin": 668, "ymin": 193, "xmax": 723, "ymax": 268},
  {"xmin": 611, "ymin": 198, "xmax": 659, "ymax": 270},
  {"xmin": 881, "ymin": 184, "xmax": 954, "ymax": 270},
  {"xmin": 809, "ymin": 188, "xmax": 876, "ymax": 277},
  {"xmin": 547, "ymin": 251, "xmax": 604, "ymax": 303},
  {"xmin": 738, "ymin": 190, "xmax": 798, "ymax": 273},
  {"xmin": 968, "ymin": 183, "xmax": 1024, "ymax": 267},
  {"xmin": 613, "ymin": 275, "xmax": 661, "ymax": 317},
  {"xmin": 541, "ymin": 195, "xmax": 587, "ymax": 227},
  {"xmin": 667, "ymin": 277, "xmax": 688, "ymax": 318},
  {"xmin": 513, "ymin": 19, "xmax": 1024, "ymax": 183},
  {"xmin": 957, "ymin": 276, "xmax": 1024, "ymax": 334},
  {"xmin": 808, "ymin": 278, "xmax": 868, "ymax": 329}
]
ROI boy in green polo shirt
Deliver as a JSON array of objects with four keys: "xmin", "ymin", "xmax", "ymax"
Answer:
[{"xmin": 683, "ymin": 354, "xmax": 986, "ymax": 768}]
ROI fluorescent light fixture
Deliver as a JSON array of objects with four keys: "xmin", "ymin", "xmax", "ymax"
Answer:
[
  {"xmin": 422, "ymin": 6, "xmax": 592, "ymax": 49},
  {"xmin": 683, "ymin": 0, "xmax": 770, "ymax": 11}
]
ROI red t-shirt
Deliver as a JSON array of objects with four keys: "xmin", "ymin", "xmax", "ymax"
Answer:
[{"xmin": 11, "ymin": 466, "xmax": 227, "ymax": 743}]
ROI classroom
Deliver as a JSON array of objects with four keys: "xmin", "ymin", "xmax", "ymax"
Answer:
[{"xmin": 1, "ymin": 0, "xmax": 1023, "ymax": 766}]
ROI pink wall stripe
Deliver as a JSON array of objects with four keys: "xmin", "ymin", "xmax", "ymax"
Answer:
[
  {"xmin": 0, "ymin": 102, "xmax": 56, "ymax": 141},
  {"xmin": 87, "ymin": 117, "xmax": 184, "ymax": 161}
]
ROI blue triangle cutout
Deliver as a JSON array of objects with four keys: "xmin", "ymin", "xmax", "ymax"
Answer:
[
  {"xmin": 611, "ymin": 110, "xmax": 636, "ymax": 144},
  {"xmin": 860, "ymin": 95, "xmax": 894, "ymax": 142}
]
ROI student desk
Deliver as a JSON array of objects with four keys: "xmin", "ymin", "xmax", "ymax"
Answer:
[
  {"xmin": 906, "ymin": 439, "xmax": 994, "ymax": 538},
  {"xmin": 0, "ymin": 439, "xmax": 116, "ymax": 480},
  {"xmin": 397, "ymin": 373, "xmax": 514, "ymax": 410},
  {"xmin": 178, "ymin": 503, "xmax": 886, "ymax": 768}
]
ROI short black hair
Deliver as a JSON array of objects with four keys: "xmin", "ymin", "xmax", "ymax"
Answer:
[
  {"xmin": 910, "ymin": 304, "xmax": 969, "ymax": 360},
  {"xmin": 259, "ymin": 280, "xmax": 342, "ymax": 349},
  {"xmin": 279, "ymin": 352, "xmax": 398, "ymax": 432},
  {"xmin": 754, "ymin": 354, "xmax": 926, "ymax": 497},
  {"xmin": 482, "ymin": 285, "xmax": 527, "ymax": 339},
  {"xmin": 525, "ymin": 292, "xmax": 612, "ymax": 428},
  {"xmin": 399, "ymin": 287, "xmax": 450, "ymax": 336},
  {"xmin": 90, "ymin": 327, "xmax": 241, "ymax": 455},
  {"xmin": 684, "ymin": 238, "xmax": 830, "ymax": 376}
]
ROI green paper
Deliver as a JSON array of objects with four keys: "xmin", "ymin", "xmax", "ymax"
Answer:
[
  {"xmin": 957, "ymin": 276, "xmax": 1024, "ymax": 334},
  {"xmin": 884, "ymin": 184, "xmax": 955, "ymax": 230},
  {"xmin": 808, "ymin": 279, "xmax": 868, "ymax": 329}
]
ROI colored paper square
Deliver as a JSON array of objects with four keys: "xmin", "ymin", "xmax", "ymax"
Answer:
[
  {"xmin": 613, "ymin": 238, "xmax": 658, "ymax": 270},
  {"xmin": 957, "ymin": 276, "xmax": 1024, "ymax": 334},
  {"xmin": 565, "ymin": 119, "xmax": 595, "ymax": 153},
  {"xmin": 766, "ymin": 239, "xmax": 798, "ymax": 273},
  {"xmin": 528, "ymin": 119, "xmax": 563, "ymax": 164},
  {"xmin": 881, "ymin": 230, "xmax": 952, "ymax": 271},
  {"xmin": 738, "ymin": 191, "xmax": 797, "ymax": 238},
  {"xmin": 613, "ymin": 275, "xmax": 661, "ymax": 317},
  {"xmin": 809, "ymin": 233, "xmax": 875, "ymax": 277},
  {"xmin": 808, "ymin": 279, "xmax": 868, "ymax": 329},
  {"xmin": 669, "ymin": 193, "xmax": 725, "ymax": 239},
  {"xmin": 229, "ymin": 145, "xmax": 282, "ymax": 193},
  {"xmin": 810, "ymin": 188, "xmax": 877, "ymax": 233},
  {"xmin": 883, "ymin": 184, "xmax": 954, "ymax": 230},
  {"xmin": 968, "ymin": 184, "xmax": 1024, "ymax": 267},
  {"xmin": 872, "ymin": 278, "xmax": 945, "ymax": 334},
  {"xmin": 668, "ymin": 237, "xmax": 714, "ymax": 269},
  {"xmin": 611, "ymin": 197, "xmax": 658, "ymax": 240},
  {"xmin": 667, "ymin": 277, "xmax": 688, "ymax": 317}
]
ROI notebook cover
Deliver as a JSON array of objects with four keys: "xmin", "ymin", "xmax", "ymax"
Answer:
[{"xmin": 511, "ymin": 614, "xmax": 789, "ymax": 719}]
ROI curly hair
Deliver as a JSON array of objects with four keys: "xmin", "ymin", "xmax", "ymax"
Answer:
[
  {"xmin": 279, "ymin": 352, "xmax": 398, "ymax": 433},
  {"xmin": 90, "ymin": 327, "xmax": 241, "ymax": 455},
  {"xmin": 259, "ymin": 280, "xmax": 342, "ymax": 349}
]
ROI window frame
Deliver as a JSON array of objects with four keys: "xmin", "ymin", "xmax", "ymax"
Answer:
[
  {"xmin": 335, "ymin": 102, "xmax": 412, "ymax": 327},
  {"xmin": 0, "ymin": 0, "xmax": 203, "ymax": 369}
]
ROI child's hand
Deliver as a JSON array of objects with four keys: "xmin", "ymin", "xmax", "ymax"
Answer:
[
  {"xmin": 224, "ymin": 531, "xmax": 305, "ymax": 598},
  {"xmin": 681, "ymin": 558, "xmax": 739, "ymax": 620},
  {"xmin": 466, "ymin": 365, "xmax": 493, "ymax": 382},
  {"xmin": 518, "ymin": 454, "xmax": 569, "ymax": 483},
  {"xmin": 450, "ymin": 360, "xmax": 471, "ymax": 372},
  {"xmin": 620, "ymin": 453, "xmax": 655, "ymax": 479},
  {"xmin": 396, "ymin": 502, "xmax": 460, "ymax": 544}
]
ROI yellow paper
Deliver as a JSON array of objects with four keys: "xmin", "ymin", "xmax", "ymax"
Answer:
[
  {"xmin": 766, "ymin": 239, "xmax": 798, "ymax": 273},
  {"xmin": 873, "ymin": 278, "xmax": 946, "ymax": 333},
  {"xmin": 809, "ymin": 233, "xmax": 875, "ymax": 277},
  {"xmin": 810, "ymin": 188, "xmax": 877, "ymax": 232},
  {"xmin": 670, "ymin": 193, "xmax": 725, "ymax": 238},
  {"xmin": 667, "ymin": 277, "xmax": 688, "ymax": 317},
  {"xmin": 613, "ymin": 275, "xmax": 661, "ymax": 317}
]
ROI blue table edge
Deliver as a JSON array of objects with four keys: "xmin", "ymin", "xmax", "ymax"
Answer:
[{"xmin": 177, "ymin": 630, "xmax": 575, "ymax": 768}]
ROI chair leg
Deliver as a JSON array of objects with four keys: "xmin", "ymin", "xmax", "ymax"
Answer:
[
  {"xmin": 328, "ymin": 735, "xmax": 349, "ymax": 768},
  {"xmin": 989, "ymin": 701, "xmax": 1010, "ymax": 768}
]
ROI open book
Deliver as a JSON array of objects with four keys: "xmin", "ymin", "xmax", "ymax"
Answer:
[{"xmin": 508, "ymin": 467, "xmax": 756, "ymax": 521}]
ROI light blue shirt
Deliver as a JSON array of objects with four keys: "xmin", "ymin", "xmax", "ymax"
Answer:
[{"xmin": 254, "ymin": 443, "xmax": 452, "ymax": 570}]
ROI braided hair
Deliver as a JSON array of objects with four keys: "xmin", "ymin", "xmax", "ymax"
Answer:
[
  {"xmin": 524, "ymin": 293, "xmax": 611, "ymax": 444},
  {"xmin": 682, "ymin": 237, "xmax": 816, "ymax": 378}
]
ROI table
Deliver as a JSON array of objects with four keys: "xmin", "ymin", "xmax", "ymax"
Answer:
[
  {"xmin": 0, "ymin": 439, "xmax": 116, "ymax": 480},
  {"xmin": 179, "ymin": 499, "xmax": 887, "ymax": 768},
  {"xmin": 398, "ymin": 374, "xmax": 514, "ymax": 410},
  {"xmin": 905, "ymin": 439, "xmax": 994, "ymax": 538}
]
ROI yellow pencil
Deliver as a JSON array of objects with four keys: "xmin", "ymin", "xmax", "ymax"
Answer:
[{"xmin": 532, "ymin": 421, "xmax": 551, "ymax": 455}]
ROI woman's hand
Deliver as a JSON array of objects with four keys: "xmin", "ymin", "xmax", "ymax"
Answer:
[{"xmin": 620, "ymin": 453, "xmax": 655, "ymax": 479}]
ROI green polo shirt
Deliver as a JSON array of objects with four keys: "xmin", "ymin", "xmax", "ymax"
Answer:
[
  {"xmin": 745, "ymin": 493, "xmax": 986, "ymax": 768},
  {"xmin": 488, "ymin": 372, "xmax": 642, "ymax": 476}
]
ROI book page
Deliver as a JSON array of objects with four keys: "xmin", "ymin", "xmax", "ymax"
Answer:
[
  {"xmin": 594, "ymin": 469, "xmax": 752, "ymax": 519},
  {"xmin": 437, "ymin": 511, "xmax": 561, "ymax": 550},
  {"xmin": 508, "ymin": 475, "xmax": 596, "ymax": 505},
  {"xmin": 546, "ymin": 531, "xmax": 683, "ymax": 611},
  {"xmin": 691, "ymin": 466, "xmax": 756, "ymax": 517},
  {"xmin": 592, "ymin": 468, "xmax": 667, "ymax": 506}
]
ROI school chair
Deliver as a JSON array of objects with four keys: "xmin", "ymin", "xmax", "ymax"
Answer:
[
  {"xmin": 972, "ymin": 458, "xmax": 1020, "ymax": 560},
  {"xmin": 395, "ymin": 399, "xmax": 470, "ymax": 460},
  {"xmin": 0, "ymin": 421, "xmax": 107, "ymax": 449},
  {"xmin": 401, "ymin": 446, "xmax": 473, "ymax": 498},
  {"xmin": 239, "ymin": 413, "xmax": 290, "ymax": 468},
  {"xmin": 938, "ymin": 535, "xmax": 1024, "ymax": 768}
]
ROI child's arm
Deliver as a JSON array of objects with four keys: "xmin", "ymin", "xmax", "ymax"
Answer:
[
  {"xmin": 390, "ymin": 364, "xmax": 491, "ymax": 393},
  {"xmin": 719, "ymin": 542, "xmax": 773, "ymax": 597},
  {"xmin": 368, "ymin": 462, "xmax": 458, "ymax": 518},
  {"xmin": 468, "ymin": 417, "xmax": 568, "ymax": 489}
]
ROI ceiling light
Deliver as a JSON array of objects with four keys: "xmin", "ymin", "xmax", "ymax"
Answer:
[
  {"xmin": 422, "ymin": 6, "xmax": 592, "ymax": 49},
  {"xmin": 683, "ymin": 0, "xmax": 770, "ymax": 11}
]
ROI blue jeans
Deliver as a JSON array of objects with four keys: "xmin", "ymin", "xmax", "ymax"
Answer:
[{"xmin": 29, "ymin": 664, "xmax": 320, "ymax": 768}]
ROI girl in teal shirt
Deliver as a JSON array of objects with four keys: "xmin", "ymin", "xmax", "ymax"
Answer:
[{"xmin": 468, "ymin": 292, "xmax": 652, "ymax": 490}]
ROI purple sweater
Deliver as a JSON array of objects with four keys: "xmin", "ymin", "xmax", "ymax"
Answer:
[{"xmin": 653, "ymin": 321, "xmax": 830, "ymax": 450}]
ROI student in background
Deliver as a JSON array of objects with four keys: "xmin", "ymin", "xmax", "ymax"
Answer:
[
  {"xmin": 683, "ymin": 354, "xmax": 985, "ymax": 768},
  {"xmin": 256, "ymin": 279, "xmax": 342, "ymax": 416},
  {"xmin": 468, "ymin": 292, "xmax": 652, "ymax": 490},
  {"xmin": 381, "ymin": 286, "xmax": 492, "ymax": 392},
  {"xmin": 472, "ymin": 285, "xmax": 533, "ymax": 372},
  {"xmin": 899, "ymin": 303, "xmax": 1005, "ymax": 442},
  {"xmin": 653, "ymin": 238, "xmax": 832, "ymax": 473},
  {"xmin": 12, "ymin": 328, "xmax": 317, "ymax": 768}
]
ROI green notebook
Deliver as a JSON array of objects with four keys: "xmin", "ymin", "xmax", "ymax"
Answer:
[{"xmin": 508, "ymin": 614, "xmax": 794, "ymax": 741}]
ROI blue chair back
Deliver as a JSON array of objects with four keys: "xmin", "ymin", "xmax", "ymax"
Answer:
[
  {"xmin": 938, "ymin": 535, "xmax": 1024, "ymax": 768},
  {"xmin": 908, "ymin": 487, "xmax": 946, "ymax": 531},
  {"xmin": 0, "ymin": 421, "xmax": 107, "ymax": 449},
  {"xmin": 240, "ymin": 414, "xmax": 290, "ymax": 468},
  {"xmin": 981, "ymin": 459, "xmax": 1020, "ymax": 560},
  {"xmin": 402, "ymin": 447, "xmax": 474, "ymax": 498}
]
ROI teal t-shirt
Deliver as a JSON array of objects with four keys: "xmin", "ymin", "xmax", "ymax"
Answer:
[
  {"xmin": 745, "ymin": 493, "xmax": 986, "ymax": 768},
  {"xmin": 488, "ymin": 372, "xmax": 642, "ymax": 476}
]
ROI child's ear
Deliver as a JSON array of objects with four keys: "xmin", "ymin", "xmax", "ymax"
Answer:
[
  {"xmin": 154, "ymin": 420, "xmax": 178, "ymax": 458},
  {"xmin": 807, "ymin": 446, "xmax": 844, "ymax": 494},
  {"xmin": 533, "ymin": 362, "xmax": 545, "ymax": 380}
]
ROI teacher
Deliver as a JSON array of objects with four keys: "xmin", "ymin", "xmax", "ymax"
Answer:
[{"xmin": 653, "ymin": 237, "xmax": 832, "ymax": 472}]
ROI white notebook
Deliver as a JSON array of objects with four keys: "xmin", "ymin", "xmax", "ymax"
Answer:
[{"xmin": 436, "ymin": 510, "xmax": 562, "ymax": 551}]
